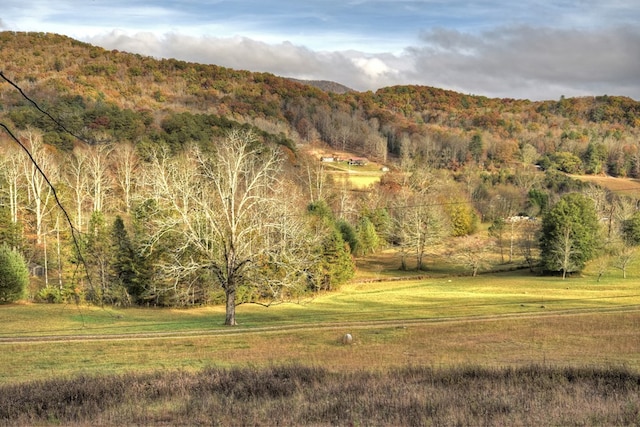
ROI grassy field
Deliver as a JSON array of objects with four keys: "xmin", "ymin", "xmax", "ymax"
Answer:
[
  {"xmin": 3, "ymin": 364, "xmax": 639, "ymax": 426},
  {"xmin": 323, "ymin": 161, "xmax": 386, "ymax": 189},
  {"xmin": 571, "ymin": 173, "xmax": 640, "ymax": 196},
  {"xmin": 2, "ymin": 251, "xmax": 640, "ymax": 425},
  {"xmin": 1, "ymin": 259, "xmax": 639, "ymax": 385}
]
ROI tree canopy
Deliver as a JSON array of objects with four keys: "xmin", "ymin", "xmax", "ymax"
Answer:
[
  {"xmin": 540, "ymin": 193, "xmax": 600, "ymax": 278},
  {"xmin": 0, "ymin": 244, "xmax": 29, "ymax": 303}
]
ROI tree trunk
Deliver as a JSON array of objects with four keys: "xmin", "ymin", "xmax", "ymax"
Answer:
[
  {"xmin": 400, "ymin": 254, "xmax": 407, "ymax": 271},
  {"xmin": 224, "ymin": 287, "xmax": 237, "ymax": 326}
]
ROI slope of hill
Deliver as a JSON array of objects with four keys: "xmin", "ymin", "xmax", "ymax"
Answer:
[
  {"xmin": 4, "ymin": 31, "xmax": 640, "ymax": 311},
  {"xmin": 287, "ymin": 78, "xmax": 354, "ymax": 94},
  {"xmin": 1, "ymin": 31, "xmax": 640, "ymax": 175}
]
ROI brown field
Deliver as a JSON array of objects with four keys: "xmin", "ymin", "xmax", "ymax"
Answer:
[
  {"xmin": 2, "ymin": 364, "xmax": 639, "ymax": 426},
  {"xmin": 2, "ymin": 242, "xmax": 640, "ymax": 425},
  {"xmin": 572, "ymin": 174, "xmax": 640, "ymax": 196}
]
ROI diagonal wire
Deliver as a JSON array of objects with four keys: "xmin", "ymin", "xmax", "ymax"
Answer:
[
  {"xmin": 0, "ymin": 71, "xmax": 100, "ymax": 322},
  {"xmin": 0, "ymin": 71, "xmax": 90, "ymax": 145}
]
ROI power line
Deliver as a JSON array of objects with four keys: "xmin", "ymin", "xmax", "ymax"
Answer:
[
  {"xmin": 0, "ymin": 71, "xmax": 96, "ymax": 323},
  {"xmin": 0, "ymin": 71, "xmax": 90, "ymax": 145}
]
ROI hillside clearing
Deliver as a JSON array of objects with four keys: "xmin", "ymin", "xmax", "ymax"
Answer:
[{"xmin": 572, "ymin": 174, "xmax": 640, "ymax": 196}]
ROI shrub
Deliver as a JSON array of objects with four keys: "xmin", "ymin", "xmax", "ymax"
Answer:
[
  {"xmin": 0, "ymin": 244, "xmax": 29, "ymax": 303},
  {"xmin": 35, "ymin": 286, "xmax": 64, "ymax": 303}
]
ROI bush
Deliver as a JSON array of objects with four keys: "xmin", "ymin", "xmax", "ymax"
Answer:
[
  {"xmin": 35, "ymin": 286, "xmax": 64, "ymax": 303},
  {"xmin": 0, "ymin": 245, "xmax": 29, "ymax": 303}
]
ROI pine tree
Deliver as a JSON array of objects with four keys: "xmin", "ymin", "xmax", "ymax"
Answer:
[
  {"xmin": 540, "ymin": 193, "xmax": 600, "ymax": 277},
  {"xmin": 110, "ymin": 216, "xmax": 143, "ymax": 303},
  {"xmin": 316, "ymin": 225, "xmax": 355, "ymax": 291},
  {"xmin": 0, "ymin": 244, "xmax": 29, "ymax": 303},
  {"xmin": 357, "ymin": 216, "xmax": 379, "ymax": 256},
  {"xmin": 85, "ymin": 211, "xmax": 111, "ymax": 304}
]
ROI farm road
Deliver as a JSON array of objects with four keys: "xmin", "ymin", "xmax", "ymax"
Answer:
[{"xmin": 1, "ymin": 304, "xmax": 638, "ymax": 345}]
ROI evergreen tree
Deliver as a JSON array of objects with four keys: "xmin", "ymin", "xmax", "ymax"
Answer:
[
  {"xmin": 307, "ymin": 200, "xmax": 334, "ymax": 221},
  {"xmin": 314, "ymin": 225, "xmax": 355, "ymax": 291},
  {"xmin": 110, "ymin": 216, "xmax": 143, "ymax": 303},
  {"xmin": 0, "ymin": 244, "xmax": 29, "ymax": 303},
  {"xmin": 85, "ymin": 211, "xmax": 111, "ymax": 304},
  {"xmin": 337, "ymin": 219, "xmax": 359, "ymax": 255},
  {"xmin": 527, "ymin": 188, "xmax": 549, "ymax": 216},
  {"xmin": 307, "ymin": 201, "xmax": 355, "ymax": 291},
  {"xmin": 540, "ymin": 193, "xmax": 600, "ymax": 277},
  {"xmin": 356, "ymin": 216, "xmax": 380, "ymax": 256},
  {"xmin": 0, "ymin": 207, "xmax": 22, "ymax": 251},
  {"xmin": 364, "ymin": 207, "xmax": 391, "ymax": 245},
  {"xmin": 469, "ymin": 133, "xmax": 483, "ymax": 164},
  {"xmin": 622, "ymin": 211, "xmax": 640, "ymax": 245},
  {"xmin": 583, "ymin": 142, "xmax": 607, "ymax": 175}
]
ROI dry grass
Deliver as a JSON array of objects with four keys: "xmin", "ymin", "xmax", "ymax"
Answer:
[
  {"xmin": 571, "ymin": 174, "xmax": 640, "ymax": 196},
  {"xmin": 1, "ymin": 309, "xmax": 638, "ymax": 386},
  {"xmin": 1, "ymin": 364, "xmax": 639, "ymax": 426},
  {"xmin": 2, "ymin": 244, "xmax": 640, "ymax": 424},
  {"xmin": 328, "ymin": 167, "xmax": 384, "ymax": 189}
]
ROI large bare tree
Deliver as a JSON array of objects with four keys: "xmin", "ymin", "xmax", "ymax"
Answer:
[{"xmin": 144, "ymin": 130, "xmax": 312, "ymax": 325}]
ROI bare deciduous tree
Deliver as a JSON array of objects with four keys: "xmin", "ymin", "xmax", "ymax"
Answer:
[
  {"xmin": 0, "ymin": 144, "xmax": 22, "ymax": 226},
  {"xmin": 451, "ymin": 236, "xmax": 492, "ymax": 277},
  {"xmin": 552, "ymin": 225, "xmax": 580, "ymax": 280},
  {"xmin": 65, "ymin": 147, "xmax": 91, "ymax": 232},
  {"xmin": 20, "ymin": 130, "xmax": 56, "ymax": 245},
  {"xmin": 86, "ymin": 144, "xmax": 113, "ymax": 214},
  {"xmin": 144, "ymin": 130, "xmax": 314, "ymax": 325},
  {"xmin": 111, "ymin": 142, "xmax": 139, "ymax": 214}
]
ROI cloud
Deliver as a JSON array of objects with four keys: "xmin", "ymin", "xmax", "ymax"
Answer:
[
  {"xmin": 87, "ymin": 24, "xmax": 640, "ymax": 101},
  {"xmin": 87, "ymin": 31, "xmax": 372, "ymax": 88},
  {"xmin": 405, "ymin": 25, "xmax": 640, "ymax": 99}
]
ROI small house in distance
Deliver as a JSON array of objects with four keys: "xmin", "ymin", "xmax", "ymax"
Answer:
[
  {"xmin": 320, "ymin": 155, "xmax": 335, "ymax": 162},
  {"xmin": 29, "ymin": 263, "xmax": 45, "ymax": 277},
  {"xmin": 348, "ymin": 157, "xmax": 368, "ymax": 166}
]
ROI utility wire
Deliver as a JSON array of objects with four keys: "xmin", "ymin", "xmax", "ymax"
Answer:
[
  {"xmin": 0, "ymin": 71, "xmax": 90, "ymax": 145},
  {"xmin": 0, "ymin": 71, "xmax": 95, "ymax": 324}
]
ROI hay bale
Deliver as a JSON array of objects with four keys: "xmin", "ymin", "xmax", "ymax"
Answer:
[{"xmin": 342, "ymin": 333, "xmax": 353, "ymax": 345}]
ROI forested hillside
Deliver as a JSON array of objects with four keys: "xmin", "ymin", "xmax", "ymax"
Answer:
[
  {"xmin": 2, "ymin": 31, "xmax": 640, "ymax": 318},
  {"xmin": 2, "ymin": 32, "xmax": 639, "ymax": 171}
]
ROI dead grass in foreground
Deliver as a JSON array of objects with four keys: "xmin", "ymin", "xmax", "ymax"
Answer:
[{"xmin": 1, "ymin": 364, "xmax": 639, "ymax": 426}]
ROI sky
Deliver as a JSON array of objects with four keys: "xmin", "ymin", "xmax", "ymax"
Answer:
[{"xmin": 2, "ymin": 1, "xmax": 640, "ymax": 101}]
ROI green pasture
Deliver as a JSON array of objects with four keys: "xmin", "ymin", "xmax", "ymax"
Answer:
[
  {"xmin": 1, "ymin": 263, "xmax": 640, "ymax": 384},
  {"xmin": 324, "ymin": 161, "xmax": 385, "ymax": 189},
  {"xmin": 3, "ymin": 268, "xmax": 639, "ymax": 336}
]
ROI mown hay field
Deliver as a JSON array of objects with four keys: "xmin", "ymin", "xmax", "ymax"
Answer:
[
  {"xmin": 572, "ymin": 174, "xmax": 640, "ymax": 196},
  {"xmin": 1, "ymin": 261, "xmax": 639, "ymax": 384},
  {"xmin": 1, "ymin": 253, "xmax": 640, "ymax": 425}
]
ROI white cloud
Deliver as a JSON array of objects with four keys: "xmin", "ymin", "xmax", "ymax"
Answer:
[
  {"xmin": 351, "ymin": 57, "xmax": 393, "ymax": 79},
  {"xmin": 404, "ymin": 25, "xmax": 640, "ymax": 99},
  {"xmin": 85, "ymin": 25, "xmax": 640, "ymax": 101},
  {"xmin": 4, "ymin": 1, "xmax": 640, "ymax": 100}
]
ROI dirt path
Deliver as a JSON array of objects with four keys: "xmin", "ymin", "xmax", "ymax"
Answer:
[{"xmin": 1, "ymin": 304, "xmax": 638, "ymax": 345}]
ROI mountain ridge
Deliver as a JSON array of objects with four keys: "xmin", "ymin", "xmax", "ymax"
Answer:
[{"xmin": 1, "ymin": 31, "xmax": 639, "ymax": 176}]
